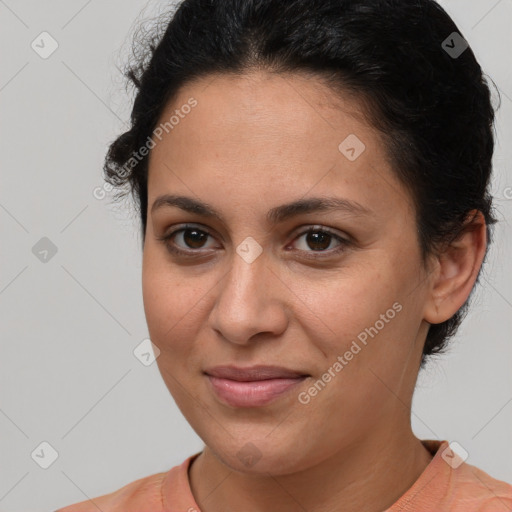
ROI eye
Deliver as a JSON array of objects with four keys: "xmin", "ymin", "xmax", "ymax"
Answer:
[
  {"xmin": 156, "ymin": 223, "xmax": 351, "ymax": 259},
  {"xmin": 289, "ymin": 226, "xmax": 350, "ymax": 259},
  {"xmin": 156, "ymin": 224, "xmax": 217, "ymax": 256}
]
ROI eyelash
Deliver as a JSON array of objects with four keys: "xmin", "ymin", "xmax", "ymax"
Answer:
[{"xmin": 156, "ymin": 223, "xmax": 351, "ymax": 260}]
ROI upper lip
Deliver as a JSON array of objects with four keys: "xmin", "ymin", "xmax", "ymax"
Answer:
[{"xmin": 204, "ymin": 365, "xmax": 309, "ymax": 381}]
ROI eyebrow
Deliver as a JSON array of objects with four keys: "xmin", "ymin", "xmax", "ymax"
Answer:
[{"xmin": 150, "ymin": 194, "xmax": 374, "ymax": 224}]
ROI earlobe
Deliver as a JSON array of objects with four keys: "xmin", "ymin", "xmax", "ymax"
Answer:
[{"xmin": 423, "ymin": 210, "xmax": 487, "ymax": 325}]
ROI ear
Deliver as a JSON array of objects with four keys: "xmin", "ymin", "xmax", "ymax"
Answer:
[{"xmin": 423, "ymin": 210, "xmax": 488, "ymax": 325}]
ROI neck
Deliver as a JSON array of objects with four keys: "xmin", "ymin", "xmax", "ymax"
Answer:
[{"xmin": 188, "ymin": 420, "xmax": 433, "ymax": 512}]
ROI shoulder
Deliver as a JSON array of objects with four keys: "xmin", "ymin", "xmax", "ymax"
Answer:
[
  {"xmin": 55, "ymin": 471, "xmax": 167, "ymax": 512},
  {"xmin": 390, "ymin": 440, "xmax": 512, "ymax": 512},
  {"xmin": 452, "ymin": 460, "xmax": 512, "ymax": 511}
]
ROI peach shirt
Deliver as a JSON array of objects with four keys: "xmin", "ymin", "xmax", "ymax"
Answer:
[{"xmin": 56, "ymin": 440, "xmax": 512, "ymax": 511}]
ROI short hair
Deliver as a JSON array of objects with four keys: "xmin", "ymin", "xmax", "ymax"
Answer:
[{"xmin": 104, "ymin": 0, "xmax": 500, "ymax": 367}]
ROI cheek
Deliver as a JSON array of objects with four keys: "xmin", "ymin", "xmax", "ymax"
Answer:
[
  {"xmin": 298, "ymin": 264, "xmax": 416, "ymax": 389},
  {"xmin": 296, "ymin": 268, "xmax": 397, "ymax": 352},
  {"xmin": 142, "ymin": 249, "xmax": 200, "ymax": 356},
  {"xmin": 306, "ymin": 287, "xmax": 423, "ymax": 421},
  {"xmin": 142, "ymin": 260, "xmax": 203, "ymax": 406}
]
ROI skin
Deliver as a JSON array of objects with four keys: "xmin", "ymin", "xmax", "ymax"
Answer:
[{"xmin": 142, "ymin": 71, "xmax": 487, "ymax": 512}]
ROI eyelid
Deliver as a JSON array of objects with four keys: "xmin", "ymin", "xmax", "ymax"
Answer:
[{"xmin": 289, "ymin": 224, "xmax": 351, "ymax": 243}]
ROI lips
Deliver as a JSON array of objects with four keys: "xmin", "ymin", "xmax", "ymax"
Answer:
[
  {"xmin": 204, "ymin": 365, "xmax": 309, "ymax": 381},
  {"xmin": 204, "ymin": 365, "xmax": 310, "ymax": 407}
]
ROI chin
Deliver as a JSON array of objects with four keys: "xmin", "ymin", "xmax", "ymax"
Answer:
[{"xmin": 207, "ymin": 435, "xmax": 316, "ymax": 476}]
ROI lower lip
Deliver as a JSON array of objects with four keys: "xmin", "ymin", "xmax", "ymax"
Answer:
[{"xmin": 206, "ymin": 375, "xmax": 308, "ymax": 407}]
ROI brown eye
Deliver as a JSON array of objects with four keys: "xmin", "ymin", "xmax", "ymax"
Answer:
[
  {"xmin": 180, "ymin": 228, "xmax": 209, "ymax": 249},
  {"xmin": 291, "ymin": 227, "xmax": 350, "ymax": 257},
  {"xmin": 157, "ymin": 224, "xmax": 350, "ymax": 260},
  {"xmin": 156, "ymin": 224, "xmax": 217, "ymax": 256},
  {"xmin": 303, "ymin": 231, "xmax": 333, "ymax": 251}
]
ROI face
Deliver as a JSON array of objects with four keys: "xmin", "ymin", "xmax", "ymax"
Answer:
[{"xmin": 142, "ymin": 71, "xmax": 433, "ymax": 475}]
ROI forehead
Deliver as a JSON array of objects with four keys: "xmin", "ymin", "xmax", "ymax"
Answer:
[
  {"xmin": 152, "ymin": 71, "xmax": 370, "ymax": 155},
  {"xmin": 146, "ymin": 71, "xmax": 414, "ymax": 221}
]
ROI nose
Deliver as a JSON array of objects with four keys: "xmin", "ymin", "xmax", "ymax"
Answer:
[{"xmin": 208, "ymin": 245, "xmax": 289, "ymax": 346}]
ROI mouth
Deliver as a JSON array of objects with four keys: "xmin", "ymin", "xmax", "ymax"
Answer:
[{"xmin": 204, "ymin": 365, "xmax": 310, "ymax": 407}]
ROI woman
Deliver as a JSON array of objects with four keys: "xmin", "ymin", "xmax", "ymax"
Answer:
[{"xmin": 56, "ymin": 0, "xmax": 512, "ymax": 510}]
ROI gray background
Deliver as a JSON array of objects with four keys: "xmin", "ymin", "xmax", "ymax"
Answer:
[{"xmin": 0, "ymin": 1, "xmax": 511, "ymax": 510}]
